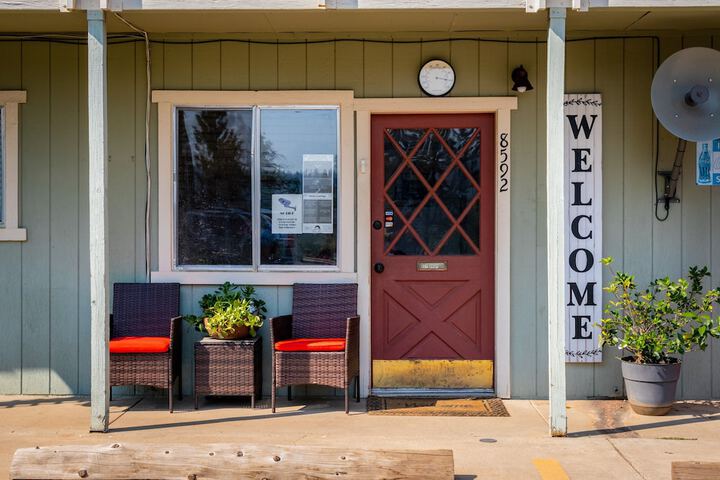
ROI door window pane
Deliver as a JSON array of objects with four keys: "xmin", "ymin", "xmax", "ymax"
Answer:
[
  {"xmin": 260, "ymin": 109, "xmax": 338, "ymax": 266},
  {"xmin": 384, "ymin": 126, "xmax": 481, "ymax": 257},
  {"xmin": 176, "ymin": 108, "xmax": 253, "ymax": 267}
]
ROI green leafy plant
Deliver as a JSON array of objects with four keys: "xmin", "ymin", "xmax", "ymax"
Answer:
[
  {"xmin": 184, "ymin": 282, "xmax": 267, "ymax": 338},
  {"xmin": 600, "ymin": 257, "xmax": 720, "ymax": 364}
]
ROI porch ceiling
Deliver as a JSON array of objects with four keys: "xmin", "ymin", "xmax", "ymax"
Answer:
[{"xmin": 0, "ymin": 8, "xmax": 719, "ymax": 34}]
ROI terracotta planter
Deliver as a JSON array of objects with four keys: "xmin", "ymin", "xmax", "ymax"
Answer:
[
  {"xmin": 621, "ymin": 356, "xmax": 681, "ymax": 416},
  {"xmin": 203, "ymin": 318, "xmax": 250, "ymax": 340}
]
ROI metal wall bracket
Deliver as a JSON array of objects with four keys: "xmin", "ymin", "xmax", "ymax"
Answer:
[{"xmin": 657, "ymin": 171, "xmax": 681, "ymax": 203}]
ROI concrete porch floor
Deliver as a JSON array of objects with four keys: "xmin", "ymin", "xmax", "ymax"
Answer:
[{"xmin": 1, "ymin": 396, "xmax": 720, "ymax": 479}]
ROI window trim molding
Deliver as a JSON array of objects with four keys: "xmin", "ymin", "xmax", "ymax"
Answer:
[
  {"xmin": 152, "ymin": 90, "xmax": 356, "ymax": 285},
  {"xmin": 0, "ymin": 90, "xmax": 27, "ymax": 242}
]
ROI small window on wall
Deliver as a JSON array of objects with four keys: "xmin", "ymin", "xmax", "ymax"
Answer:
[
  {"xmin": 174, "ymin": 106, "xmax": 339, "ymax": 270},
  {"xmin": 0, "ymin": 91, "xmax": 27, "ymax": 242}
]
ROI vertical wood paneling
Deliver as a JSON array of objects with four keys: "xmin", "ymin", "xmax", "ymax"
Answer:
[
  {"xmin": 178, "ymin": 286, "xmax": 194, "ymax": 396},
  {"xmin": 449, "ymin": 40, "xmax": 478, "ymax": 97},
  {"xmin": 220, "ymin": 41, "xmax": 249, "ymax": 90},
  {"xmin": 49, "ymin": 43, "xmax": 80, "ymax": 394},
  {"xmin": 479, "ymin": 41, "xmax": 508, "ymax": 96},
  {"xmin": 21, "ymin": 42, "xmax": 51, "ymax": 394},
  {"xmin": 253, "ymin": 286, "xmax": 280, "ymax": 398},
  {"xmin": 622, "ymin": 38, "xmax": 654, "ymax": 287},
  {"xmin": 335, "ymin": 41, "xmax": 363, "ymax": 97},
  {"xmin": 163, "ymin": 41, "xmax": 192, "ymax": 90},
  {"xmin": 420, "ymin": 39, "xmax": 450, "ymax": 65},
  {"xmin": 564, "ymin": 40, "xmax": 595, "ymax": 399},
  {"xmin": 593, "ymin": 38, "xmax": 625, "ymax": 398},
  {"xmin": 108, "ymin": 43, "xmax": 137, "ymax": 285},
  {"xmin": 509, "ymin": 41, "xmax": 538, "ymax": 398},
  {"xmin": 679, "ymin": 35, "xmax": 714, "ymax": 400},
  {"xmin": 249, "ymin": 43, "xmax": 278, "ymax": 90},
  {"xmin": 392, "ymin": 42, "xmax": 421, "ymax": 97},
  {"xmin": 192, "ymin": 42, "xmax": 221, "ymax": 90},
  {"xmin": 180, "ymin": 286, "xmax": 210, "ymax": 396},
  {"xmin": 307, "ymin": 42, "xmax": 335, "ymax": 90},
  {"xmin": 363, "ymin": 42, "xmax": 392, "ymax": 98},
  {"xmin": 0, "ymin": 41, "xmax": 23, "ymax": 394},
  {"xmin": 278, "ymin": 43, "xmax": 306, "ymax": 90}
]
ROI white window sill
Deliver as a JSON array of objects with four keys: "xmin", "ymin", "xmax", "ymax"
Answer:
[
  {"xmin": 151, "ymin": 270, "xmax": 357, "ymax": 286},
  {"xmin": 0, "ymin": 228, "xmax": 27, "ymax": 241}
]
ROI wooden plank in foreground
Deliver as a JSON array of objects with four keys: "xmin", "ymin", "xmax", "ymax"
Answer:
[
  {"xmin": 11, "ymin": 443, "xmax": 454, "ymax": 480},
  {"xmin": 672, "ymin": 461, "xmax": 720, "ymax": 480}
]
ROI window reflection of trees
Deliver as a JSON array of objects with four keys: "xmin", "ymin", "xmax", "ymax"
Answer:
[
  {"xmin": 176, "ymin": 108, "xmax": 339, "ymax": 268},
  {"xmin": 177, "ymin": 109, "xmax": 252, "ymax": 266}
]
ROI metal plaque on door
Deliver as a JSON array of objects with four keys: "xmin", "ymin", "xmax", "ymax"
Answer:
[{"xmin": 416, "ymin": 261, "xmax": 448, "ymax": 271}]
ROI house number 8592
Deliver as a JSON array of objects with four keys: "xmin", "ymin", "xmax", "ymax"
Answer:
[{"xmin": 499, "ymin": 133, "xmax": 509, "ymax": 192}]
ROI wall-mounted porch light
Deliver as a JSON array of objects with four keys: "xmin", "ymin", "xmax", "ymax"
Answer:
[{"xmin": 511, "ymin": 65, "xmax": 533, "ymax": 93}]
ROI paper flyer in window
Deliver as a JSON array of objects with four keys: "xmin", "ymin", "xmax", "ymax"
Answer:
[
  {"xmin": 302, "ymin": 154, "xmax": 334, "ymax": 234},
  {"xmin": 271, "ymin": 194, "xmax": 303, "ymax": 234}
]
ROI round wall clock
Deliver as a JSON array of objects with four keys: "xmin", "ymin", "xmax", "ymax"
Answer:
[{"xmin": 418, "ymin": 59, "xmax": 456, "ymax": 97}]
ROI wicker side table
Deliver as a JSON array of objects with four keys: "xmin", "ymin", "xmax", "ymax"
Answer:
[{"xmin": 194, "ymin": 336, "xmax": 262, "ymax": 409}]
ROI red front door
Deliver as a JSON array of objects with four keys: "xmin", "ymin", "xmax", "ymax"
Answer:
[{"xmin": 370, "ymin": 114, "xmax": 495, "ymax": 389}]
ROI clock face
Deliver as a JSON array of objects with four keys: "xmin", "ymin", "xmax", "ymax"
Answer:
[{"xmin": 418, "ymin": 59, "xmax": 455, "ymax": 97}]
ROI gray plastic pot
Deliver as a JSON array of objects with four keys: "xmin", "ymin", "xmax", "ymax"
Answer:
[{"xmin": 621, "ymin": 357, "xmax": 681, "ymax": 415}]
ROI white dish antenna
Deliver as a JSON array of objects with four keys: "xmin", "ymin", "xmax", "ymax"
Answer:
[
  {"xmin": 651, "ymin": 47, "xmax": 720, "ymax": 142},
  {"xmin": 651, "ymin": 47, "xmax": 720, "ymax": 219}
]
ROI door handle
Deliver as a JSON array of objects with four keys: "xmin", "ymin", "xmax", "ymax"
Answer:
[
  {"xmin": 374, "ymin": 262, "xmax": 385, "ymax": 274},
  {"xmin": 373, "ymin": 220, "xmax": 382, "ymax": 230}
]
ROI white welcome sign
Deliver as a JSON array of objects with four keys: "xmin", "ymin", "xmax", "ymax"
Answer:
[{"xmin": 564, "ymin": 94, "xmax": 603, "ymax": 363}]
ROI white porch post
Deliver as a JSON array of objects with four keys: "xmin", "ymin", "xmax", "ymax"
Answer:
[
  {"xmin": 546, "ymin": 6, "xmax": 567, "ymax": 437},
  {"xmin": 88, "ymin": 9, "xmax": 110, "ymax": 433}
]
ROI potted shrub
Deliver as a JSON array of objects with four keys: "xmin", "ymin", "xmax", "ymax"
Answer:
[
  {"xmin": 600, "ymin": 258, "xmax": 720, "ymax": 415},
  {"xmin": 184, "ymin": 282, "xmax": 266, "ymax": 340}
]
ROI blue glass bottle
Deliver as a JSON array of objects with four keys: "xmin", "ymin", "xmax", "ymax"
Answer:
[{"xmin": 698, "ymin": 143, "xmax": 711, "ymax": 185}]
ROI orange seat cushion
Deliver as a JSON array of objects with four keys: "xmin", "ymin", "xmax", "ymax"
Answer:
[
  {"xmin": 275, "ymin": 338, "xmax": 346, "ymax": 352},
  {"xmin": 110, "ymin": 336, "xmax": 171, "ymax": 354}
]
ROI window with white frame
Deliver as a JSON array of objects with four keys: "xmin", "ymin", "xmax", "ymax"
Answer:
[
  {"xmin": 153, "ymin": 91, "xmax": 355, "ymax": 282},
  {"xmin": 175, "ymin": 106, "xmax": 339, "ymax": 270},
  {"xmin": 0, "ymin": 91, "xmax": 26, "ymax": 242}
]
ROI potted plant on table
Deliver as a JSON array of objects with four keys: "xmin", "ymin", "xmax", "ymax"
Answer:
[
  {"xmin": 600, "ymin": 258, "xmax": 720, "ymax": 415},
  {"xmin": 184, "ymin": 282, "xmax": 266, "ymax": 340}
]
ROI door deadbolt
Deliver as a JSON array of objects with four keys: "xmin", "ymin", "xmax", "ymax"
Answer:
[
  {"xmin": 373, "ymin": 220, "xmax": 382, "ymax": 230},
  {"xmin": 374, "ymin": 262, "xmax": 385, "ymax": 273}
]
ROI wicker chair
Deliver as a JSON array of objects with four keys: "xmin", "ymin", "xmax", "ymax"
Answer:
[
  {"xmin": 270, "ymin": 283, "xmax": 360, "ymax": 414},
  {"xmin": 110, "ymin": 283, "xmax": 182, "ymax": 412}
]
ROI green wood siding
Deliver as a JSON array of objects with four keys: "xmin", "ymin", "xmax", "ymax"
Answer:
[{"xmin": 1, "ymin": 34, "xmax": 719, "ymax": 399}]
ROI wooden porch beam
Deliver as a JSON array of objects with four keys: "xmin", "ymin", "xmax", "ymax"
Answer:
[
  {"xmin": 5, "ymin": 0, "xmax": 720, "ymax": 10},
  {"xmin": 87, "ymin": 8, "xmax": 110, "ymax": 434},
  {"xmin": 546, "ymin": 6, "xmax": 567, "ymax": 438}
]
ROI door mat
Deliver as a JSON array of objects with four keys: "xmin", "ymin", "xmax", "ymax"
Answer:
[{"xmin": 366, "ymin": 396, "xmax": 509, "ymax": 417}]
